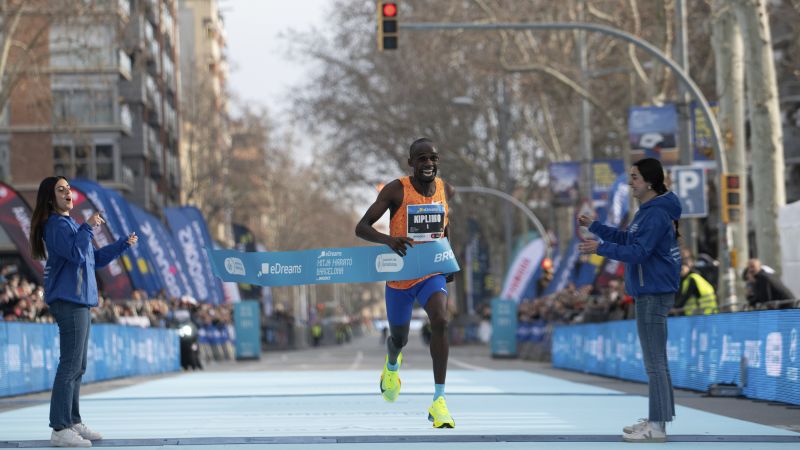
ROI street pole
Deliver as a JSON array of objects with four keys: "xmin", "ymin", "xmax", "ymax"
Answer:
[
  {"xmin": 454, "ymin": 185, "xmax": 551, "ymax": 250},
  {"xmin": 675, "ymin": 0, "xmax": 698, "ymax": 257},
  {"xmin": 498, "ymin": 79, "xmax": 514, "ymax": 274},
  {"xmin": 578, "ymin": 1, "xmax": 593, "ymax": 203},
  {"xmin": 402, "ymin": 21, "xmax": 736, "ymax": 305}
]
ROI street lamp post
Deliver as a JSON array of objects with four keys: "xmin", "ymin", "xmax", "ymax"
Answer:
[{"xmin": 404, "ymin": 21, "xmax": 737, "ymax": 306}]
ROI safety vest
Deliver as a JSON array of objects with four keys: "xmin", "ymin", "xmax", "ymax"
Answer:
[{"xmin": 682, "ymin": 272, "xmax": 718, "ymax": 315}]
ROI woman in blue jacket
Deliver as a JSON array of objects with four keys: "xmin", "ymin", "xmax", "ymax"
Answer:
[
  {"xmin": 578, "ymin": 158, "xmax": 681, "ymax": 443},
  {"xmin": 29, "ymin": 176, "xmax": 137, "ymax": 448}
]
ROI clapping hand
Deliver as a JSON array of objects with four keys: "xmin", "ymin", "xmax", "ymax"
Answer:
[
  {"xmin": 87, "ymin": 211, "xmax": 105, "ymax": 228},
  {"xmin": 577, "ymin": 214, "xmax": 593, "ymax": 228},
  {"xmin": 127, "ymin": 232, "xmax": 138, "ymax": 246},
  {"xmin": 577, "ymin": 239, "xmax": 599, "ymax": 254}
]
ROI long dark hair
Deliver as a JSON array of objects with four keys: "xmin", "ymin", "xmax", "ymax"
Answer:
[
  {"xmin": 29, "ymin": 176, "xmax": 67, "ymax": 260},
  {"xmin": 633, "ymin": 158, "xmax": 680, "ymax": 238}
]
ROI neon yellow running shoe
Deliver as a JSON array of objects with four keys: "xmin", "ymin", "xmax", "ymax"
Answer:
[
  {"xmin": 427, "ymin": 397, "xmax": 455, "ymax": 428},
  {"xmin": 379, "ymin": 353, "xmax": 402, "ymax": 402}
]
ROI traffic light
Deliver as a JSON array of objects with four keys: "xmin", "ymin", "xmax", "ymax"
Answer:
[
  {"xmin": 377, "ymin": 1, "xmax": 398, "ymax": 51},
  {"xmin": 721, "ymin": 174, "xmax": 742, "ymax": 223}
]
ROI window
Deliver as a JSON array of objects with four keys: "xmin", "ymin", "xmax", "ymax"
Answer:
[
  {"xmin": 50, "ymin": 24, "xmax": 115, "ymax": 69},
  {"xmin": 53, "ymin": 143, "xmax": 117, "ymax": 181},
  {"xmin": 53, "ymin": 89, "xmax": 114, "ymax": 125},
  {"xmin": 0, "ymin": 142, "xmax": 9, "ymax": 181}
]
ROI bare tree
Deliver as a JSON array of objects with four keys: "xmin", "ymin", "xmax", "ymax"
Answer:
[{"xmin": 733, "ymin": 0, "xmax": 786, "ymax": 274}]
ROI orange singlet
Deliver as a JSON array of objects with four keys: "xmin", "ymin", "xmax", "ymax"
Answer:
[{"xmin": 387, "ymin": 176, "xmax": 449, "ymax": 290}]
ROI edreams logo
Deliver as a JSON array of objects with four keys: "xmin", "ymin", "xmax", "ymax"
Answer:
[
  {"xmin": 376, "ymin": 253, "xmax": 404, "ymax": 272},
  {"xmin": 224, "ymin": 257, "xmax": 246, "ymax": 276},
  {"xmin": 765, "ymin": 332, "xmax": 782, "ymax": 377}
]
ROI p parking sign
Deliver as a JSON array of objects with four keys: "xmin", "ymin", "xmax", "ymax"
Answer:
[{"xmin": 671, "ymin": 166, "xmax": 707, "ymax": 218}]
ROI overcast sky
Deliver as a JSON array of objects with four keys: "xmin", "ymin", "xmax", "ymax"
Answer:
[{"xmin": 223, "ymin": 0, "xmax": 330, "ymax": 163}]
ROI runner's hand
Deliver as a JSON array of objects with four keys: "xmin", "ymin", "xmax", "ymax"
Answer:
[{"xmin": 385, "ymin": 236, "xmax": 414, "ymax": 256}]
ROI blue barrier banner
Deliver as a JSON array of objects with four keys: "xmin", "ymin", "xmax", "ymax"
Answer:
[
  {"xmin": 234, "ymin": 300, "xmax": 261, "ymax": 360},
  {"xmin": 491, "ymin": 298, "xmax": 518, "ymax": 357},
  {"xmin": 207, "ymin": 240, "xmax": 460, "ymax": 287},
  {"xmin": 165, "ymin": 207, "xmax": 224, "ymax": 304},
  {"xmin": 552, "ymin": 310, "xmax": 800, "ymax": 405},
  {"xmin": 0, "ymin": 322, "xmax": 179, "ymax": 397}
]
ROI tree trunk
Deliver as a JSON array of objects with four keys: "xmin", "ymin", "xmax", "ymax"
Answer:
[
  {"xmin": 712, "ymin": 0, "xmax": 748, "ymax": 309},
  {"xmin": 733, "ymin": 0, "xmax": 786, "ymax": 275}
]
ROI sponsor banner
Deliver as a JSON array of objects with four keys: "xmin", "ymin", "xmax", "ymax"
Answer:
[
  {"xmin": 500, "ymin": 238, "xmax": 546, "ymax": 303},
  {"xmin": 691, "ymin": 101, "xmax": 719, "ymax": 167},
  {"xmin": 491, "ymin": 298, "xmax": 518, "ymax": 357},
  {"xmin": 234, "ymin": 300, "xmax": 261, "ymax": 360},
  {"xmin": 542, "ymin": 237, "xmax": 581, "ymax": 296},
  {"xmin": 164, "ymin": 207, "xmax": 223, "ymax": 304},
  {"xmin": 71, "ymin": 179, "xmax": 162, "ymax": 296},
  {"xmin": 207, "ymin": 239, "xmax": 460, "ymax": 287},
  {"xmin": 552, "ymin": 310, "xmax": 800, "ymax": 406},
  {"xmin": 591, "ymin": 159, "xmax": 626, "ymax": 217},
  {"xmin": 629, "ymin": 104, "xmax": 679, "ymax": 165},
  {"xmin": 129, "ymin": 204, "xmax": 194, "ymax": 300},
  {"xmin": 0, "ymin": 182, "xmax": 44, "ymax": 282},
  {"xmin": 0, "ymin": 322, "xmax": 178, "ymax": 397},
  {"xmin": 549, "ymin": 162, "xmax": 581, "ymax": 206},
  {"xmin": 68, "ymin": 186, "xmax": 133, "ymax": 300}
]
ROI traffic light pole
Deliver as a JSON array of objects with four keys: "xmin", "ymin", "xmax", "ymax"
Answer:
[{"xmin": 402, "ymin": 21, "xmax": 737, "ymax": 306}]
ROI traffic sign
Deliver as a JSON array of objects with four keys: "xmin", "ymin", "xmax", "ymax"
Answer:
[{"xmin": 671, "ymin": 166, "xmax": 707, "ymax": 218}]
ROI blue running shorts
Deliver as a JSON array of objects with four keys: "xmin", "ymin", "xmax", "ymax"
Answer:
[{"xmin": 385, "ymin": 274, "xmax": 448, "ymax": 326}]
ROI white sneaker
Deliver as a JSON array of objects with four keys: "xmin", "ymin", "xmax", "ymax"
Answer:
[
  {"xmin": 50, "ymin": 428, "xmax": 91, "ymax": 448},
  {"xmin": 623, "ymin": 422, "xmax": 667, "ymax": 443},
  {"xmin": 623, "ymin": 418, "xmax": 648, "ymax": 434},
  {"xmin": 72, "ymin": 423, "xmax": 103, "ymax": 441}
]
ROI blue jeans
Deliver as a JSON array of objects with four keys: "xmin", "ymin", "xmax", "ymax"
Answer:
[
  {"xmin": 49, "ymin": 300, "xmax": 91, "ymax": 430},
  {"xmin": 635, "ymin": 293, "xmax": 675, "ymax": 423}
]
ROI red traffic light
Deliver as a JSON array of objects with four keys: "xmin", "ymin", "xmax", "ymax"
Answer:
[
  {"xmin": 726, "ymin": 175, "xmax": 740, "ymax": 189},
  {"xmin": 382, "ymin": 2, "xmax": 397, "ymax": 17}
]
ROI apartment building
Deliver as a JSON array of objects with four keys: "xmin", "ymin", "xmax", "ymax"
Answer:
[{"xmin": 0, "ymin": 0, "xmax": 181, "ymax": 213}]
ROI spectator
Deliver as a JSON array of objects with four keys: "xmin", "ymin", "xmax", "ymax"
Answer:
[
  {"xmin": 745, "ymin": 258, "xmax": 795, "ymax": 309},
  {"xmin": 675, "ymin": 262, "xmax": 718, "ymax": 315}
]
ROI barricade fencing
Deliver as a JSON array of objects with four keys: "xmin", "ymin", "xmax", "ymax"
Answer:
[
  {"xmin": 552, "ymin": 309, "xmax": 800, "ymax": 405},
  {"xmin": 1, "ymin": 322, "xmax": 180, "ymax": 397}
]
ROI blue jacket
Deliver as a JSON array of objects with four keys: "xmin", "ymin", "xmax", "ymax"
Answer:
[
  {"xmin": 43, "ymin": 214, "xmax": 130, "ymax": 306},
  {"xmin": 589, "ymin": 192, "xmax": 682, "ymax": 297}
]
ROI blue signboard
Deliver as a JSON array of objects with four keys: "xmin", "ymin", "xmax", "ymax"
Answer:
[
  {"xmin": 671, "ymin": 166, "xmax": 708, "ymax": 218},
  {"xmin": 629, "ymin": 105, "xmax": 679, "ymax": 165},
  {"xmin": 234, "ymin": 300, "xmax": 261, "ymax": 360},
  {"xmin": 552, "ymin": 310, "xmax": 800, "ymax": 406},
  {"xmin": 491, "ymin": 298, "xmax": 518, "ymax": 358}
]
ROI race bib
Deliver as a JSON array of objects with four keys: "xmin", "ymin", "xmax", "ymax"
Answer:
[{"xmin": 407, "ymin": 203, "xmax": 445, "ymax": 241}]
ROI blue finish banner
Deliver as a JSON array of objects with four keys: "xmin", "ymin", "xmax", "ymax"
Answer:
[
  {"xmin": 0, "ymin": 322, "xmax": 179, "ymax": 397},
  {"xmin": 130, "ymin": 204, "xmax": 195, "ymax": 300},
  {"xmin": 165, "ymin": 207, "xmax": 224, "ymax": 304},
  {"xmin": 552, "ymin": 310, "xmax": 800, "ymax": 405},
  {"xmin": 207, "ymin": 240, "xmax": 460, "ymax": 286}
]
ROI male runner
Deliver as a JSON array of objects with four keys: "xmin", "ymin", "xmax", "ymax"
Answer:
[{"xmin": 355, "ymin": 138, "xmax": 456, "ymax": 428}]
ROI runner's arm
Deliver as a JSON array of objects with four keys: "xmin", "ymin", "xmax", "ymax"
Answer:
[{"xmin": 355, "ymin": 180, "xmax": 414, "ymax": 256}]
